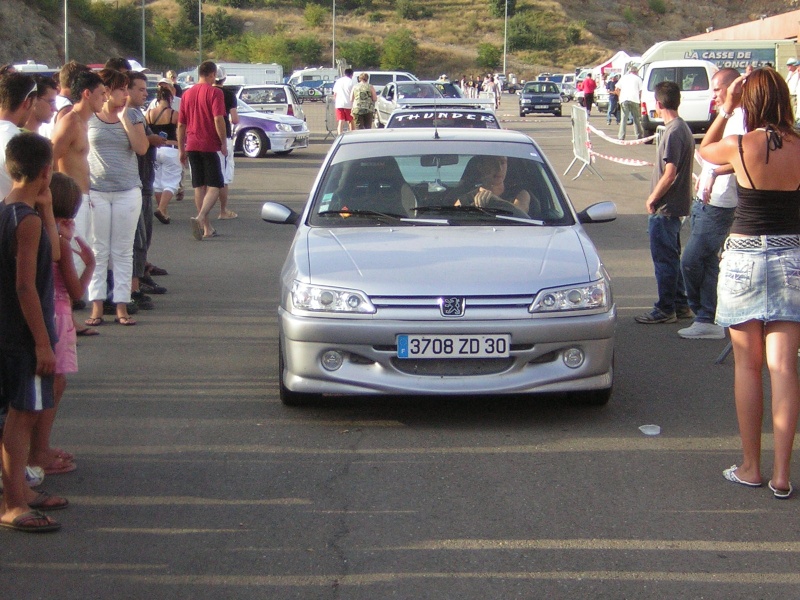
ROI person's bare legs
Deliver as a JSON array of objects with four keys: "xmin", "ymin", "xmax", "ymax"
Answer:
[
  {"xmin": 156, "ymin": 190, "xmax": 174, "ymax": 219},
  {"xmin": 28, "ymin": 374, "xmax": 66, "ymax": 469},
  {"xmin": 218, "ymin": 185, "xmax": 237, "ymax": 219},
  {"xmin": 195, "ymin": 185, "xmax": 220, "ymax": 236},
  {"xmin": 728, "ymin": 320, "xmax": 765, "ymax": 484},
  {"xmin": 764, "ymin": 321, "xmax": 800, "ymax": 490}
]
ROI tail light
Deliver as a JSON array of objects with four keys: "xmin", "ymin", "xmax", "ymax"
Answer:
[
  {"xmin": 709, "ymin": 99, "xmax": 716, "ymax": 118},
  {"xmin": 287, "ymin": 105, "xmax": 294, "ymax": 116}
]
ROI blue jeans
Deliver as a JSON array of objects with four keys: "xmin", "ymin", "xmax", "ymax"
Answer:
[
  {"xmin": 649, "ymin": 213, "xmax": 688, "ymax": 314},
  {"xmin": 680, "ymin": 201, "xmax": 735, "ymax": 323},
  {"xmin": 607, "ymin": 96, "xmax": 619, "ymax": 123}
]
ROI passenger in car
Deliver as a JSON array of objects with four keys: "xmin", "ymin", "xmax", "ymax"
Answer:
[{"xmin": 455, "ymin": 155, "xmax": 532, "ymax": 215}]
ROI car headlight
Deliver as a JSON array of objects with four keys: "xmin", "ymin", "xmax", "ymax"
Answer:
[
  {"xmin": 521, "ymin": 98, "xmax": 531, "ymax": 104},
  {"xmin": 276, "ymin": 123, "xmax": 293, "ymax": 133},
  {"xmin": 291, "ymin": 281, "xmax": 376, "ymax": 314},
  {"xmin": 530, "ymin": 279, "xmax": 609, "ymax": 313}
]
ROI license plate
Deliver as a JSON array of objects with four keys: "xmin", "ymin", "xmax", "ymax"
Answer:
[
  {"xmin": 534, "ymin": 104, "xmax": 549, "ymax": 109},
  {"xmin": 397, "ymin": 334, "xmax": 510, "ymax": 359}
]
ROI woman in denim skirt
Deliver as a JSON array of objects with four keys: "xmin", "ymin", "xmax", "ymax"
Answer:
[{"xmin": 699, "ymin": 67, "xmax": 800, "ymax": 500}]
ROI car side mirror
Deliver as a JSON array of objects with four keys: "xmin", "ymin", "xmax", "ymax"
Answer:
[
  {"xmin": 577, "ymin": 201, "xmax": 617, "ymax": 224},
  {"xmin": 261, "ymin": 202, "xmax": 300, "ymax": 226}
]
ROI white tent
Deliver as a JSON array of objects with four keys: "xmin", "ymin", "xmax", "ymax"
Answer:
[{"xmin": 592, "ymin": 51, "xmax": 639, "ymax": 78}]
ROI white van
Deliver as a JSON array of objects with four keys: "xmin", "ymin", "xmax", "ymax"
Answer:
[
  {"xmin": 640, "ymin": 59, "xmax": 718, "ymax": 136},
  {"xmin": 353, "ymin": 71, "xmax": 418, "ymax": 94}
]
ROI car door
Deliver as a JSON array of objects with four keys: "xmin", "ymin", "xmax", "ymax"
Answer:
[{"xmin": 376, "ymin": 83, "xmax": 396, "ymax": 124}]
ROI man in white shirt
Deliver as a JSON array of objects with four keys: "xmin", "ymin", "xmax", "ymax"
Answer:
[
  {"xmin": 332, "ymin": 69, "xmax": 355, "ymax": 135},
  {"xmin": 784, "ymin": 57, "xmax": 798, "ymax": 116},
  {"xmin": 679, "ymin": 68, "xmax": 745, "ymax": 339},
  {"xmin": 0, "ymin": 72, "xmax": 38, "ymax": 198},
  {"xmin": 615, "ymin": 65, "xmax": 643, "ymax": 140}
]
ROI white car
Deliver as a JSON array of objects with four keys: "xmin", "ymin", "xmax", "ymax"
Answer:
[{"xmin": 231, "ymin": 84, "xmax": 306, "ymax": 122}]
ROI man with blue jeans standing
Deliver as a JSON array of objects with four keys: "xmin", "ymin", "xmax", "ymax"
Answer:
[
  {"xmin": 678, "ymin": 68, "xmax": 743, "ymax": 339},
  {"xmin": 636, "ymin": 81, "xmax": 694, "ymax": 324}
]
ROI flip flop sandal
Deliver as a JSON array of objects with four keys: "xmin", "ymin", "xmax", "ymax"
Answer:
[
  {"xmin": 114, "ymin": 316, "xmax": 137, "ymax": 326},
  {"xmin": 42, "ymin": 456, "xmax": 77, "ymax": 475},
  {"xmin": 154, "ymin": 209, "xmax": 171, "ymax": 224},
  {"xmin": 76, "ymin": 327, "xmax": 100, "ymax": 336},
  {"xmin": 768, "ymin": 481, "xmax": 794, "ymax": 499},
  {"xmin": 84, "ymin": 317, "xmax": 104, "ymax": 327},
  {"xmin": 29, "ymin": 490, "xmax": 70, "ymax": 511},
  {"xmin": 0, "ymin": 510, "xmax": 60, "ymax": 533}
]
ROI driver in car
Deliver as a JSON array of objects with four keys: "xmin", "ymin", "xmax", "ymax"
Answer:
[{"xmin": 456, "ymin": 156, "xmax": 531, "ymax": 215}]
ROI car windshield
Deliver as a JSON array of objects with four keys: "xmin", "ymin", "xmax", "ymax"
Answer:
[
  {"xmin": 432, "ymin": 82, "xmax": 462, "ymax": 98},
  {"xmin": 308, "ymin": 143, "xmax": 573, "ymax": 228},
  {"xmin": 523, "ymin": 83, "xmax": 559, "ymax": 94},
  {"xmin": 237, "ymin": 99, "xmax": 257, "ymax": 113},
  {"xmin": 396, "ymin": 83, "xmax": 443, "ymax": 99}
]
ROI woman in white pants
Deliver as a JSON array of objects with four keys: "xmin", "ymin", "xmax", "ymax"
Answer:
[
  {"xmin": 147, "ymin": 86, "xmax": 181, "ymax": 224},
  {"xmin": 85, "ymin": 68, "xmax": 149, "ymax": 326}
]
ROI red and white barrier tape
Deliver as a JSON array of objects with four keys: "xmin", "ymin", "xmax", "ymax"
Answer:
[
  {"xmin": 588, "ymin": 149, "xmax": 654, "ymax": 167},
  {"xmin": 587, "ymin": 124, "xmax": 656, "ymax": 145}
]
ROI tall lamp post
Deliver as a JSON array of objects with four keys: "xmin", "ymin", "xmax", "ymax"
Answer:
[
  {"xmin": 332, "ymin": 0, "xmax": 336, "ymax": 68},
  {"xmin": 502, "ymin": 0, "xmax": 508, "ymax": 76},
  {"xmin": 198, "ymin": 0, "xmax": 203, "ymax": 64},
  {"xmin": 64, "ymin": 0, "xmax": 69, "ymax": 63},
  {"xmin": 141, "ymin": 0, "xmax": 146, "ymax": 68}
]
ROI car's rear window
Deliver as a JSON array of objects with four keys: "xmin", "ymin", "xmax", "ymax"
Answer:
[
  {"xmin": 241, "ymin": 87, "xmax": 286, "ymax": 104},
  {"xmin": 388, "ymin": 110, "xmax": 499, "ymax": 129},
  {"xmin": 647, "ymin": 67, "xmax": 710, "ymax": 91},
  {"xmin": 308, "ymin": 143, "xmax": 573, "ymax": 227}
]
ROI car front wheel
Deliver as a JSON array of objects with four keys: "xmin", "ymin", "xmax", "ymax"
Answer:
[{"xmin": 242, "ymin": 128, "xmax": 269, "ymax": 158}]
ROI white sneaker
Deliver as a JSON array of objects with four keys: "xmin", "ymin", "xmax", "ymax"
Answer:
[
  {"xmin": 678, "ymin": 321, "xmax": 726, "ymax": 339},
  {"xmin": 0, "ymin": 466, "xmax": 44, "ymax": 491}
]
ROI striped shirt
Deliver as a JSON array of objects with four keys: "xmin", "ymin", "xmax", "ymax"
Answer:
[{"xmin": 88, "ymin": 109, "xmax": 143, "ymax": 192}]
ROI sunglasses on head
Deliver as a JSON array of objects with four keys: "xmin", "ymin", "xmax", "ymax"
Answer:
[{"xmin": 25, "ymin": 81, "xmax": 38, "ymax": 100}]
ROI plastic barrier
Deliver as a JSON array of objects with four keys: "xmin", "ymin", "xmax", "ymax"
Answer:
[
  {"xmin": 564, "ymin": 106, "xmax": 602, "ymax": 180},
  {"xmin": 324, "ymin": 95, "xmax": 337, "ymax": 140}
]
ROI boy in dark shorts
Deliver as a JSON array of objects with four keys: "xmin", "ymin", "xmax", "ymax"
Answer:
[{"xmin": 0, "ymin": 133, "xmax": 68, "ymax": 532}]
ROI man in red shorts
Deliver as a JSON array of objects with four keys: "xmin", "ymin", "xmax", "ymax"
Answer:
[
  {"xmin": 332, "ymin": 68, "xmax": 355, "ymax": 135},
  {"xmin": 177, "ymin": 61, "xmax": 227, "ymax": 240}
]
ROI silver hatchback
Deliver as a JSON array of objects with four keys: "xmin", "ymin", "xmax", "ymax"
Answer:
[{"xmin": 262, "ymin": 129, "xmax": 617, "ymax": 405}]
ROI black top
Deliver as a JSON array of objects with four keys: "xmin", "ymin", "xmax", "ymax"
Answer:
[
  {"xmin": 221, "ymin": 87, "xmax": 237, "ymax": 139},
  {"xmin": 148, "ymin": 108, "xmax": 178, "ymax": 141},
  {"xmin": 731, "ymin": 131, "xmax": 800, "ymax": 236},
  {"xmin": 0, "ymin": 202, "xmax": 56, "ymax": 353}
]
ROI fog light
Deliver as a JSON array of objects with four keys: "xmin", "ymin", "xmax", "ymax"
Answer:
[
  {"xmin": 563, "ymin": 347, "xmax": 584, "ymax": 369},
  {"xmin": 321, "ymin": 350, "xmax": 344, "ymax": 371}
]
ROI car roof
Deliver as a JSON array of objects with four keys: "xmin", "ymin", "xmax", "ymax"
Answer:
[{"xmin": 336, "ymin": 128, "xmax": 532, "ymax": 145}]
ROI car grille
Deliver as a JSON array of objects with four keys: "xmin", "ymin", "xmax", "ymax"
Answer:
[
  {"xmin": 390, "ymin": 357, "xmax": 515, "ymax": 376},
  {"xmin": 371, "ymin": 294, "xmax": 534, "ymax": 314}
]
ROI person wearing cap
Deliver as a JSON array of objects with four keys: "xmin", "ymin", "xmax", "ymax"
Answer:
[
  {"xmin": 785, "ymin": 57, "xmax": 798, "ymax": 115},
  {"xmin": 148, "ymin": 78, "xmax": 181, "ymax": 112},
  {"xmin": 616, "ymin": 65, "xmax": 644, "ymax": 140}
]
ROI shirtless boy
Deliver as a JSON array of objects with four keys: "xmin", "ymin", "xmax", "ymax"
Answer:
[{"xmin": 51, "ymin": 71, "xmax": 105, "ymax": 249}]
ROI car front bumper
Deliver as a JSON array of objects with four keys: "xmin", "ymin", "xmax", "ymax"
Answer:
[
  {"xmin": 267, "ymin": 131, "xmax": 309, "ymax": 151},
  {"xmin": 279, "ymin": 307, "xmax": 616, "ymax": 396}
]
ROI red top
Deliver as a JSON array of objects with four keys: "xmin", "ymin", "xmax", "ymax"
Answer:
[
  {"xmin": 581, "ymin": 77, "xmax": 597, "ymax": 93},
  {"xmin": 178, "ymin": 83, "xmax": 226, "ymax": 153}
]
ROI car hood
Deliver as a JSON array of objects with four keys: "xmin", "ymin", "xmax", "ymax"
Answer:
[
  {"xmin": 238, "ymin": 112, "xmax": 305, "ymax": 126},
  {"xmin": 521, "ymin": 92, "xmax": 560, "ymax": 100},
  {"xmin": 300, "ymin": 226, "xmax": 593, "ymax": 295}
]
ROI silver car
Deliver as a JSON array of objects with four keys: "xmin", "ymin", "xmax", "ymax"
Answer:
[{"xmin": 262, "ymin": 129, "xmax": 617, "ymax": 405}]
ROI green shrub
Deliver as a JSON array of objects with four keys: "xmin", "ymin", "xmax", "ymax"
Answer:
[
  {"xmin": 338, "ymin": 39, "xmax": 381, "ymax": 69},
  {"xmin": 396, "ymin": 0, "xmax": 432, "ymax": 20},
  {"xmin": 304, "ymin": 3, "xmax": 327, "ymax": 28},
  {"xmin": 291, "ymin": 35, "xmax": 324, "ymax": 65},
  {"xmin": 622, "ymin": 7, "xmax": 636, "ymax": 23},
  {"xmin": 367, "ymin": 12, "xmax": 384, "ymax": 23},
  {"xmin": 476, "ymin": 43, "xmax": 501, "ymax": 70},
  {"xmin": 648, "ymin": 0, "xmax": 667, "ymax": 15},
  {"xmin": 381, "ymin": 28, "xmax": 417, "ymax": 71},
  {"xmin": 488, "ymin": 0, "xmax": 516, "ymax": 19}
]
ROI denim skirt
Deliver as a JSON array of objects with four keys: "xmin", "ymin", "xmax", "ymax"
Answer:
[{"xmin": 716, "ymin": 237, "xmax": 800, "ymax": 327}]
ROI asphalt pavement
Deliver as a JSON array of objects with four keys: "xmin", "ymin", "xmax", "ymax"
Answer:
[{"xmin": 3, "ymin": 100, "xmax": 799, "ymax": 599}]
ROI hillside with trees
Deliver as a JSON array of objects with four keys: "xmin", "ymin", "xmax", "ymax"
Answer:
[{"xmin": 1, "ymin": 0, "xmax": 795, "ymax": 80}]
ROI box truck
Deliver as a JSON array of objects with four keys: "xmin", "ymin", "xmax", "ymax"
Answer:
[
  {"xmin": 638, "ymin": 40, "xmax": 797, "ymax": 74},
  {"xmin": 179, "ymin": 62, "xmax": 283, "ymax": 86}
]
